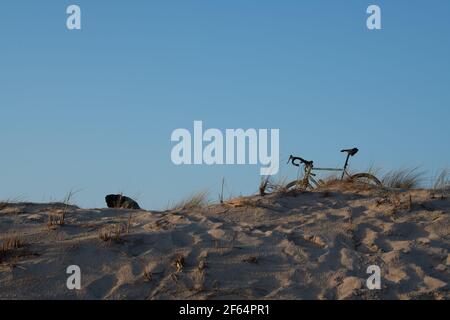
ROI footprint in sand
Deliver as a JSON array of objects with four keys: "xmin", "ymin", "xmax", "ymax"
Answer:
[
  {"xmin": 85, "ymin": 274, "xmax": 118, "ymax": 299},
  {"xmin": 170, "ymin": 230, "xmax": 194, "ymax": 247}
]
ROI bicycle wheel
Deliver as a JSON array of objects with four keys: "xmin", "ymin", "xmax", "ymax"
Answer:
[{"xmin": 350, "ymin": 173, "xmax": 382, "ymax": 187}]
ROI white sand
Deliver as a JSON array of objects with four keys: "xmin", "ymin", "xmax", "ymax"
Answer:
[{"xmin": 0, "ymin": 182, "xmax": 448, "ymax": 300}]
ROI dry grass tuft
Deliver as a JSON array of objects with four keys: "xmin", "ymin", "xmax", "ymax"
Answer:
[
  {"xmin": 259, "ymin": 176, "xmax": 271, "ymax": 195},
  {"xmin": 271, "ymin": 177, "xmax": 291, "ymax": 194},
  {"xmin": 433, "ymin": 169, "xmax": 450, "ymax": 192},
  {"xmin": 319, "ymin": 176, "xmax": 341, "ymax": 188},
  {"xmin": 382, "ymin": 192, "xmax": 415, "ymax": 215},
  {"xmin": 1, "ymin": 235, "xmax": 25, "ymax": 253},
  {"xmin": 175, "ymin": 256, "xmax": 185, "ymax": 272},
  {"xmin": 0, "ymin": 197, "xmax": 25, "ymax": 212},
  {"xmin": 169, "ymin": 191, "xmax": 209, "ymax": 211},
  {"xmin": 60, "ymin": 189, "xmax": 79, "ymax": 225},
  {"xmin": 259, "ymin": 176, "xmax": 291, "ymax": 195},
  {"xmin": 382, "ymin": 168, "xmax": 425, "ymax": 189},
  {"xmin": 46, "ymin": 190, "xmax": 80, "ymax": 229},
  {"xmin": 366, "ymin": 165, "xmax": 383, "ymax": 178},
  {"xmin": 47, "ymin": 211, "xmax": 65, "ymax": 229},
  {"xmin": 319, "ymin": 178, "xmax": 362, "ymax": 192},
  {"xmin": 0, "ymin": 235, "xmax": 25, "ymax": 261},
  {"xmin": 431, "ymin": 169, "xmax": 450, "ymax": 199},
  {"xmin": 143, "ymin": 267, "xmax": 152, "ymax": 282},
  {"xmin": 198, "ymin": 260, "xmax": 207, "ymax": 271},
  {"xmin": 126, "ymin": 213, "xmax": 133, "ymax": 234},
  {"xmin": 0, "ymin": 202, "xmax": 9, "ymax": 211},
  {"xmin": 99, "ymin": 224, "xmax": 125, "ymax": 243}
]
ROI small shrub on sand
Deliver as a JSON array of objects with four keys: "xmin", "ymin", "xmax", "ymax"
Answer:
[{"xmin": 382, "ymin": 168, "xmax": 425, "ymax": 189}]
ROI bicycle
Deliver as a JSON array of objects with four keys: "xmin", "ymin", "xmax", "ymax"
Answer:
[{"xmin": 285, "ymin": 148, "xmax": 382, "ymax": 190}]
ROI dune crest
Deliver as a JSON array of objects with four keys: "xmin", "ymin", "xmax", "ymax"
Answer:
[{"xmin": 0, "ymin": 184, "xmax": 449, "ymax": 300}]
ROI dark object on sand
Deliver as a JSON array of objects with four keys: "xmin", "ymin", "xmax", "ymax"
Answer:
[{"xmin": 105, "ymin": 194, "xmax": 141, "ymax": 210}]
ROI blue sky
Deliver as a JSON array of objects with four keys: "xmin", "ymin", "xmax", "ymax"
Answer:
[{"xmin": 1, "ymin": 1, "xmax": 449, "ymax": 209}]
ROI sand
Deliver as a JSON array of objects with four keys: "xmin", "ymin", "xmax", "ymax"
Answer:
[{"xmin": 0, "ymin": 182, "xmax": 449, "ymax": 300}]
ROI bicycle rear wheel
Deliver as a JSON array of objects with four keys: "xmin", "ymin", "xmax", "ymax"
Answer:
[{"xmin": 350, "ymin": 173, "xmax": 382, "ymax": 187}]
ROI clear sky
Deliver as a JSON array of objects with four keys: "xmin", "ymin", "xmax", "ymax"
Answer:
[{"xmin": 1, "ymin": 1, "xmax": 449, "ymax": 209}]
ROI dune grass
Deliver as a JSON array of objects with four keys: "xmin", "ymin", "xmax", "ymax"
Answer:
[
  {"xmin": 0, "ymin": 201, "xmax": 9, "ymax": 211},
  {"xmin": 433, "ymin": 169, "xmax": 450, "ymax": 191},
  {"xmin": 169, "ymin": 191, "xmax": 209, "ymax": 211},
  {"xmin": 382, "ymin": 167, "xmax": 425, "ymax": 189},
  {"xmin": 259, "ymin": 176, "xmax": 270, "ymax": 195},
  {"xmin": 0, "ymin": 196, "xmax": 26, "ymax": 211},
  {"xmin": 99, "ymin": 224, "xmax": 125, "ymax": 243},
  {"xmin": 269, "ymin": 176, "xmax": 289, "ymax": 192},
  {"xmin": 259, "ymin": 176, "xmax": 294, "ymax": 195},
  {"xmin": 1, "ymin": 235, "xmax": 24, "ymax": 252},
  {"xmin": 0, "ymin": 235, "xmax": 25, "ymax": 261}
]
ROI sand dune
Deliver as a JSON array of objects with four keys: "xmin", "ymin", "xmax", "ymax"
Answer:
[{"xmin": 0, "ymin": 182, "xmax": 448, "ymax": 300}]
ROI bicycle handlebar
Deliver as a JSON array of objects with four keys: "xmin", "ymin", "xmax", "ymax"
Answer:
[{"xmin": 287, "ymin": 155, "xmax": 314, "ymax": 167}]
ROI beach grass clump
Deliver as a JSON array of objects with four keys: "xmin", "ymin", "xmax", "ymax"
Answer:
[
  {"xmin": 382, "ymin": 168, "xmax": 425, "ymax": 189},
  {"xmin": 169, "ymin": 191, "xmax": 209, "ymax": 211}
]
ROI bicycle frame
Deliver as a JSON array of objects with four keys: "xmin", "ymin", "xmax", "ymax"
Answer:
[{"xmin": 298, "ymin": 153, "xmax": 354, "ymax": 187}]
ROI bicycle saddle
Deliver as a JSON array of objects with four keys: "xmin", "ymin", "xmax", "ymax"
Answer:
[{"xmin": 341, "ymin": 148, "xmax": 359, "ymax": 156}]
